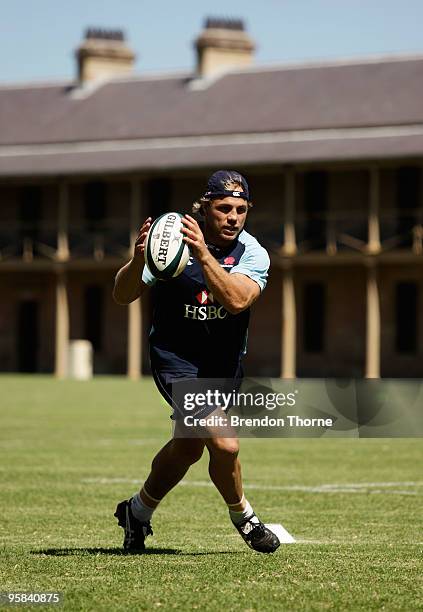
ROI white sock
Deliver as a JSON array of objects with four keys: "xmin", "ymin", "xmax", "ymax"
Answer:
[
  {"xmin": 131, "ymin": 492, "xmax": 156, "ymax": 523},
  {"xmin": 228, "ymin": 499, "xmax": 257, "ymax": 525}
]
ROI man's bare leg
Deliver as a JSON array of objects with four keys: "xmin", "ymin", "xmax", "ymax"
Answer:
[
  {"xmin": 116, "ymin": 428, "xmax": 279, "ymax": 553},
  {"xmin": 139, "ymin": 437, "xmax": 205, "ymax": 509},
  {"xmin": 205, "ymin": 436, "xmax": 244, "ymax": 507},
  {"xmin": 115, "ymin": 437, "xmax": 206, "ymax": 550},
  {"xmin": 204, "ymin": 434, "xmax": 280, "ymax": 553}
]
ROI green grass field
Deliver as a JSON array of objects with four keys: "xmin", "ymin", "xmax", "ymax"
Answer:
[{"xmin": 0, "ymin": 376, "xmax": 422, "ymax": 611}]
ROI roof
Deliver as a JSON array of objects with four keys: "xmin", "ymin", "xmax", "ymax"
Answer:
[{"xmin": 1, "ymin": 55, "xmax": 423, "ymax": 176}]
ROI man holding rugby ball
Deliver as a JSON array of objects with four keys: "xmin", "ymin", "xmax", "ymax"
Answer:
[{"xmin": 113, "ymin": 170, "xmax": 279, "ymax": 554}]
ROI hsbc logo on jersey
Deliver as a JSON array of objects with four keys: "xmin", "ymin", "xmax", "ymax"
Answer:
[
  {"xmin": 196, "ymin": 290, "xmax": 213, "ymax": 305},
  {"xmin": 184, "ymin": 289, "xmax": 227, "ymax": 320},
  {"xmin": 184, "ymin": 304, "xmax": 227, "ymax": 320}
]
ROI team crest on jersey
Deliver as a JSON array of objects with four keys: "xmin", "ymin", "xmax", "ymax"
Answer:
[{"xmin": 222, "ymin": 255, "xmax": 236, "ymax": 269}]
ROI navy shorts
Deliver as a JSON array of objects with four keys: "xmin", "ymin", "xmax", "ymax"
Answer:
[{"xmin": 151, "ymin": 364, "xmax": 243, "ymax": 420}]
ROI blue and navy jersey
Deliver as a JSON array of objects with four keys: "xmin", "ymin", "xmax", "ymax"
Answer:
[{"xmin": 142, "ymin": 229, "xmax": 270, "ymax": 377}]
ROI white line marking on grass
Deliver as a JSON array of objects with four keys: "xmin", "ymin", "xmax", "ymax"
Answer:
[
  {"xmin": 179, "ymin": 481, "xmax": 422, "ymax": 495},
  {"xmin": 82, "ymin": 477, "xmax": 140, "ymax": 484},
  {"xmin": 314, "ymin": 482, "xmax": 423, "ymax": 489},
  {"xmin": 81, "ymin": 478, "xmax": 422, "ymax": 495},
  {"xmin": 369, "ymin": 490, "xmax": 418, "ymax": 495},
  {"xmin": 295, "ymin": 539, "xmax": 338, "ymax": 545},
  {"xmin": 182, "ymin": 480, "xmax": 422, "ymax": 494},
  {"xmin": 0, "ymin": 438, "xmax": 160, "ymax": 448},
  {"xmin": 82, "ymin": 439, "xmax": 157, "ymax": 446}
]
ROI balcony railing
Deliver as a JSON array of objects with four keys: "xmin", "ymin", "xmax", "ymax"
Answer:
[
  {"xmin": 69, "ymin": 223, "xmax": 129, "ymax": 261},
  {"xmin": 0, "ymin": 220, "xmax": 130, "ymax": 262},
  {"xmin": 254, "ymin": 209, "xmax": 423, "ymax": 256},
  {"xmin": 1, "ymin": 209, "xmax": 422, "ymax": 263}
]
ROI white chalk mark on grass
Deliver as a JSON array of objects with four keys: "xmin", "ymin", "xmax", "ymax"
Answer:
[
  {"xmin": 81, "ymin": 478, "xmax": 422, "ymax": 495},
  {"xmin": 82, "ymin": 477, "xmax": 141, "ymax": 484},
  {"xmin": 0, "ymin": 438, "xmax": 160, "ymax": 450},
  {"xmin": 178, "ymin": 481, "xmax": 422, "ymax": 495}
]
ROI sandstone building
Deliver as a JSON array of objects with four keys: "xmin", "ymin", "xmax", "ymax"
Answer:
[{"xmin": 0, "ymin": 19, "xmax": 422, "ymax": 378}]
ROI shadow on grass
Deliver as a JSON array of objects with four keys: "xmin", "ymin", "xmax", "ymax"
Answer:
[{"xmin": 32, "ymin": 547, "xmax": 242, "ymax": 557}]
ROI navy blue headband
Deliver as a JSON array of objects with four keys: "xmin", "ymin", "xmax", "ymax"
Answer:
[
  {"xmin": 203, "ymin": 189, "xmax": 249, "ymax": 201},
  {"xmin": 203, "ymin": 170, "xmax": 251, "ymax": 202}
]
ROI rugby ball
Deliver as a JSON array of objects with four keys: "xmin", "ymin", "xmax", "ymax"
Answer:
[{"xmin": 145, "ymin": 212, "xmax": 190, "ymax": 280}]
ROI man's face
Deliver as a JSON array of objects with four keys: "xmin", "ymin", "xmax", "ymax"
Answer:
[{"xmin": 203, "ymin": 197, "xmax": 248, "ymax": 246}]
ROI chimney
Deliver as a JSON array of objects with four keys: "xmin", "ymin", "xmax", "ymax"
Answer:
[
  {"xmin": 75, "ymin": 28, "xmax": 135, "ymax": 83},
  {"xmin": 194, "ymin": 17, "xmax": 255, "ymax": 78}
]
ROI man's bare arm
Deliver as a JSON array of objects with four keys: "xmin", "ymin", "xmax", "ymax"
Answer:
[
  {"xmin": 181, "ymin": 215, "xmax": 260, "ymax": 314},
  {"xmin": 113, "ymin": 217, "xmax": 152, "ymax": 305}
]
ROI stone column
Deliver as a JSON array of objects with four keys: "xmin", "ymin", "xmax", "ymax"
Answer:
[
  {"xmin": 55, "ymin": 271, "xmax": 69, "ymax": 378},
  {"xmin": 127, "ymin": 299, "xmax": 142, "ymax": 381},
  {"xmin": 365, "ymin": 263, "xmax": 380, "ymax": 378},
  {"xmin": 127, "ymin": 178, "xmax": 142, "ymax": 380},
  {"xmin": 281, "ymin": 265, "xmax": 296, "ymax": 378},
  {"xmin": 57, "ymin": 181, "xmax": 70, "ymax": 261},
  {"xmin": 367, "ymin": 167, "xmax": 381, "ymax": 254},
  {"xmin": 282, "ymin": 167, "xmax": 297, "ymax": 255}
]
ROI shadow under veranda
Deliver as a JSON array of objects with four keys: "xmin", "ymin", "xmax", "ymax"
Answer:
[{"xmin": 31, "ymin": 547, "xmax": 244, "ymax": 557}]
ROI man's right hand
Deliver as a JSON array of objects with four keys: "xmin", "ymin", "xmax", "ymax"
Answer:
[
  {"xmin": 113, "ymin": 217, "xmax": 152, "ymax": 304},
  {"xmin": 134, "ymin": 217, "xmax": 152, "ymax": 258}
]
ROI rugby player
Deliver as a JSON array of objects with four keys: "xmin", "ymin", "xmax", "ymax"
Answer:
[{"xmin": 112, "ymin": 170, "xmax": 279, "ymax": 553}]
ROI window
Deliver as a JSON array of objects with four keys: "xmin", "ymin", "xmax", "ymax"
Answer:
[
  {"xmin": 84, "ymin": 285, "xmax": 104, "ymax": 351},
  {"xmin": 84, "ymin": 182, "xmax": 106, "ymax": 232},
  {"xmin": 397, "ymin": 167, "xmax": 420, "ymax": 209},
  {"xmin": 303, "ymin": 283, "xmax": 326, "ymax": 352},
  {"xmin": 147, "ymin": 178, "xmax": 172, "ymax": 217},
  {"xmin": 396, "ymin": 167, "xmax": 420, "ymax": 245},
  {"xmin": 395, "ymin": 282, "xmax": 418, "ymax": 353},
  {"xmin": 17, "ymin": 301, "xmax": 39, "ymax": 372},
  {"xmin": 303, "ymin": 171, "xmax": 327, "ymax": 249},
  {"xmin": 19, "ymin": 186, "xmax": 42, "ymax": 241}
]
